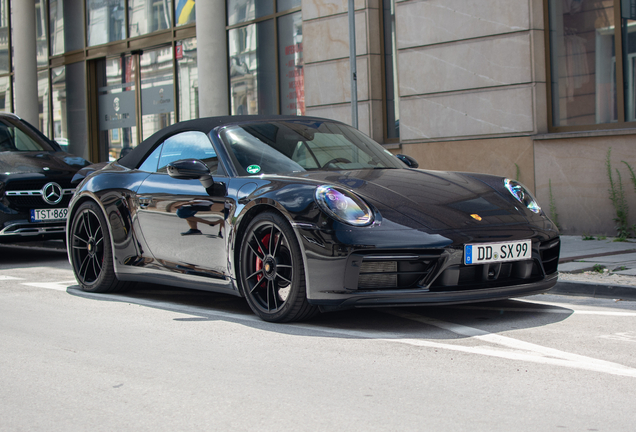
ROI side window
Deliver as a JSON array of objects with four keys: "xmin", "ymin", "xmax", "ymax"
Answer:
[
  {"xmin": 0, "ymin": 123, "xmax": 15, "ymax": 151},
  {"xmin": 139, "ymin": 144, "xmax": 163, "ymax": 172},
  {"xmin": 157, "ymin": 131, "xmax": 220, "ymax": 174},
  {"xmin": 0, "ymin": 123, "xmax": 49, "ymax": 152},
  {"xmin": 14, "ymin": 128, "xmax": 44, "ymax": 151}
]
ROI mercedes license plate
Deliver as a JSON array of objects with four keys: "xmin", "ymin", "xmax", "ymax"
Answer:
[
  {"xmin": 464, "ymin": 240, "xmax": 531, "ymax": 265},
  {"xmin": 30, "ymin": 208, "xmax": 68, "ymax": 222}
]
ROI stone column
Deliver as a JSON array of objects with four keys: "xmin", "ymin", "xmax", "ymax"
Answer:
[
  {"xmin": 196, "ymin": 0, "xmax": 229, "ymax": 117},
  {"xmin": 13, "ymin": 0, "xmax": 39, "ymax": 126}
]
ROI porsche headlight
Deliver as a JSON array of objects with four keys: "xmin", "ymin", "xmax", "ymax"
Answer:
[
  {"xmin": 315, "ymin": 185, "xmax": 373, "ymax": 226},
  {"xmin": 504, "ymin": 179, "xmax": 541, "ymax": 214}
]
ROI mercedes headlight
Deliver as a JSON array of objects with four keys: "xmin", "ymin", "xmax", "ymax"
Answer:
[
  {"xmin": 315, "ymin": 185, "xmax": 374, "ymax": 226},
  {"xmin": 504, "ymin": 179, "xmax": 541, "ymax": 214}
]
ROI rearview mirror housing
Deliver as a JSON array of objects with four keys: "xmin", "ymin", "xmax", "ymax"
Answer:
[
  {"xmin": 396, "ymin": 154, "xmax": 419, "ymax": 169},
  {"xmin": 167, "ymin": 159, "xmax": 211, "ymax": 180}
]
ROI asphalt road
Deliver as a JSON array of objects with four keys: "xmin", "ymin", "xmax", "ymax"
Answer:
[{"xmin": 1, "ymin": 243, "xmax": 636, "ymax": 431}]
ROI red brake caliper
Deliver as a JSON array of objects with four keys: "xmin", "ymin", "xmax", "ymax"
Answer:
[{"xmin": 255, "ymin": 233, "xmax": 271, "ymax": 284}]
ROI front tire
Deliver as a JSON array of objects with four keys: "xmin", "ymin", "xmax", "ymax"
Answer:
[
  {"xmin": 239, "ymin": 212, "xmax": 318, "ymax": 322},
  {"xmin": 69, "ymin": 201, "xmax": 130, "ymax": 293}
]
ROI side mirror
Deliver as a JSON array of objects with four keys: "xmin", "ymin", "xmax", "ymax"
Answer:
[
  {"xmin": 396, "ymin": 154, "xmax": 419, "ymax": 169},
  {"xmin": 167, "ymin": 159, "xmax": 226, "ymax": 196},
  {"xmin": 167, "ymin": 159, "xmax": 211, "ymax": 180}
]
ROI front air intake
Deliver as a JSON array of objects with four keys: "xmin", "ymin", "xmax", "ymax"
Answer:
[{"xmin": 358, "ymin": 261, "xmax": 398, "ymax": 289}]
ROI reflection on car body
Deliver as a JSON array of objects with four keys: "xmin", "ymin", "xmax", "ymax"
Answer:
[{"xmin": 66, "ymin": 115, "xmax": 560, "ymax": 322}]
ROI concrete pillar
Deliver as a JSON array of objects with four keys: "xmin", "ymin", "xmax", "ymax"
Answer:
[
  {"xmin": 196, "ymin": 0, "xmax": 229, "ymax": 117},
  {"xmin": 13, "ymin": 0, "xmax": 39, "ymax": 126}
]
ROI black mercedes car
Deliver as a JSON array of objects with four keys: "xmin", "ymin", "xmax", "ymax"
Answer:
[
  {"xmin": 0, "ymin": 113, "xmax": 90, "ymax": 243},
  {"xmin": 67, "ymin": 115, "xmax": 560, "ymax": 322}
]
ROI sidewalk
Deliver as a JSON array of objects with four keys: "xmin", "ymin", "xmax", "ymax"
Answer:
[{"xmin": 554, "ymin": 235, "xmax": 636, "ymax": 301}]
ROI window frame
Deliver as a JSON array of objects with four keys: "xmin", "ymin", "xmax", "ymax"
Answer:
[
  {"xmin": 544, "ymin": 0, "xmax": 636, "ymax": 132},
  {"xmin": 225, "ymin": 0, "xmax": 302, "ymax": 116}
]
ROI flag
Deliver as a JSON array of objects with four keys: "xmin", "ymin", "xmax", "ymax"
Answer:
[{"xmin": 176, "ymin": 0, "xmax": 195, "ymax": 25}]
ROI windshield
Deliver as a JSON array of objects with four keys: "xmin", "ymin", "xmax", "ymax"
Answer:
[
  {"xmin": 220, "ymin": 120, "xmax": 404, "ymax": 175},
  {"xmin": 0, "ymin": 119, "xmax": 57, "ymax": 152}
]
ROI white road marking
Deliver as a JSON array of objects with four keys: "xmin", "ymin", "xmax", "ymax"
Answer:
[
  {"xmin": 600, "ymin": 332, "xmax": 636, "ymax": 343},
  {"xmin": 383, "ymin": 309, "xmax": 636, "ymax": 378},
  {"xmin": 67, "ymin": 288, "xmax": 636, "ymax": 378},
  {"xmin": 573, "ymin": 311, "xmax": 636, "ymax": 316},
  {"xmin": 0, "ymin": 275, "xmax": 24, "ymax": 280},
  {"xmin": 451, "ymin": 305, "xmax": 572, "ymax": 314},
  {"xmin": 451, "ymin": 304, "xmax": 636, "ymax": 317},
  {"xmin": 22, "ymin": 281, "xmax": 77, "ymax": 291},
  {"xmin": 517, "ymin": 298, "xmax": 636, "ymax": 317}
]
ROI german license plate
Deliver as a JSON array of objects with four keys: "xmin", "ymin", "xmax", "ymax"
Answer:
[
  {"xmin": 30, "ymin": 208, "xmax": 68, "ymax": 222},
  {"xmin": 464, "ymin": 240, "xmax": 531, "ymax": 265}
]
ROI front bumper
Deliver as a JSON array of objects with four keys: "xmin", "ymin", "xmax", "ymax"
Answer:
[
  {"xmin": 297, "ymin": 224, "xmax": 560, "ymax": 310},
  {"xmin": 0, "ymin": 218, "xmax": 66, "ymax": 242},
  {"xmin": 309, "ymin": 273, "xmax": 558, "ymax": 311}
]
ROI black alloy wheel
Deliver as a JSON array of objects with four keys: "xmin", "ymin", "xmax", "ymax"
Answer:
[
  {"xmin": 240, "ymin": 212, "xmax": 318, "ymax": 322},
  {"xmin": 69, "ymin": 201, "xmax": 129, "ymax": 293}
]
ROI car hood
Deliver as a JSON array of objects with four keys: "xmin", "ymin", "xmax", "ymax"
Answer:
[
  {"xmin": 0, "ymin": 151, "xmax": 90, "ymax": 178},
  {"xmin": 290, "ymin": 168, "xmax": 529, "ymax": 231}
]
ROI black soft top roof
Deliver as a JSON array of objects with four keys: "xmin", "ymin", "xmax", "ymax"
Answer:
[{"xmin": 117, "ymin": 115, "xmax": 334, "ymax": 169}]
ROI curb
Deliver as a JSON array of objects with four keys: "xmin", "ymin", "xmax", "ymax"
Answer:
[{"xmin": 552, "ymin": 281, "xmax": 636, "ymax": 301}]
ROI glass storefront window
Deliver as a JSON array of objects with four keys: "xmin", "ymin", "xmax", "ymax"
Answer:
[
  {"xmin": 227, "ymin": 0, "xmax": 273, "ymax": 26},
  {"xmin": 50, "ymin": 0, "xmax": 85, "ymax": 55},
  {"xmin": 86, "ymin": 0, "xmax": 126, "ymax": 47},
  {"xmin": 38, "ymin": 70, "xmax": 51, "ymax": 135},
  {"xmin": 277, "ymin": 0, "xmax": 300, "ymax": 13},
  {"xmin": 228, "ymin": 2, "xmax": 303, "ymax": 117},
  {"xmin": 36, "ymin": 0, "xmax": 48, "ymax": 68},
  {"xmin": 140, "ymin": 46, "xmax": 175, "ymax": 140},
  {"xmin": 229, "ymin": 20, "xmax": 277, "ymax": 115},
  {"xmin": 51, "ymin": 66, "xmax": 64, "ymax": 144},
  {"xmin": 51, "ymin": 63, "xmax": 87, "ymax": 157},
  {"xmin": 548, "ymin": 0, "xmax": 616, "ymax": 126},
  {"xmin": 0, "ymin": 0, "xmax": 9, "ymax": 74},
  {"xmin": 129, "ymin": 0, "xmax": 173, "ymax": 38},
  {"xmin": 277, "ymin": 11, "xmax": 304, "ymax": 115},
  {"xmin": 0, "ymin": 75, "xmax": 11, "ymax": 112},
  {"xmin": 176, "ymin": 37, "xmax": 199, "ymax": 121},
  {"xmin": 100, "ymin": 55, "xmax": 137, "ymax": 160},
  {"xmin": 176, "ymin": 0, "xmax": 196, "ymax": 26}
]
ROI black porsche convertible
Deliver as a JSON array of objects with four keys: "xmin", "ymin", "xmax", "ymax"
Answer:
[{"xmin": 67, "ymin": 115, "xmax": 560, "ymax": 322}]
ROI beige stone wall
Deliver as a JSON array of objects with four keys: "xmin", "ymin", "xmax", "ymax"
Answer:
[
  {"xmin": 402, "ymin": 136, "xmax": 535, "ymax": 190},
  {"xmin": 301, "ymin": 0, "xmax": 547, "ymax": 141},
  {"xmin": 395, "ymin": 0, "xmax": 547, "ymax": 140},
  {"xmin": 534, "ymin": 135, "xmax": 636, "ymax": 236},
  {"xmin": 302, "ymin": 0, "xmax": 384, "ymax": 141}
]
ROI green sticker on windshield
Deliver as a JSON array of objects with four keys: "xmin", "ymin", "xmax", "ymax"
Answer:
[{"xmin": 246, "ymin": 164, "xmax": 261, "ymax": 174}]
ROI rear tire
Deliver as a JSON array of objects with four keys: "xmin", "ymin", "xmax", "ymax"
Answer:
[
  {"xmin": 69, "ymin": 201, "xmax": 131, "ymax": 293},
  {"xmin": 239, "ymin": 211, "xmax": 318, "ymax": 322}
]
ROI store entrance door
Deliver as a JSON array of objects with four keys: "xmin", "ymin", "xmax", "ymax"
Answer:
[{"xmin": 95, "ymin": 46, "xmax": 175, "ymax": 162}]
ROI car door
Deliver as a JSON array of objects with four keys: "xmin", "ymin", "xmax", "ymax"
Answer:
[{"xmin": 134, "ymin": 131, "xmax": 230, "ymax": 282}]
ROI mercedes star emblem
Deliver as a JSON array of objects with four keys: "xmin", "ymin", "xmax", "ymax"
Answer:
[{"xmin": 42, "ymin": 182, "xmax": 63, "ymax": 205}]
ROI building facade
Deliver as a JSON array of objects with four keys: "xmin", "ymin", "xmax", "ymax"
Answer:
[{"xmin": 4, "ymin": 0, "xmax": 636, "ymax": 235}]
